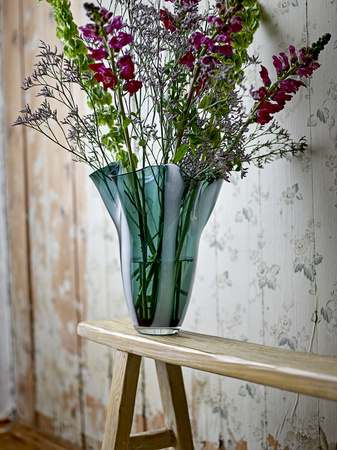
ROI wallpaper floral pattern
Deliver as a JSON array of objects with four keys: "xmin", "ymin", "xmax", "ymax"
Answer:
[{"xmin": 140, "ymin": 0, "xmax": 337, "ymax": 448}]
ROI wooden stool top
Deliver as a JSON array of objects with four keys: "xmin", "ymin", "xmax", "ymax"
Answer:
[{"xmin": 77, "ymin": 317, "xmax": 337, "ymax": 401}]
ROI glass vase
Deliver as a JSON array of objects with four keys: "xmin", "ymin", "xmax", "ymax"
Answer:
[{"xmin": 90, "ymin": 163, "xmax": 222, "ymax": 335}]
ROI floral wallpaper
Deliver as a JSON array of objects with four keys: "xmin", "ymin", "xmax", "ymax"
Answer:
[{"xmin": 140, "ymin": 0, "xmax": 337, "ymax": 448}]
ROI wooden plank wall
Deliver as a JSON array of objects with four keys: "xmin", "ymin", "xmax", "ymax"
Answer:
[
  {"xmin": 0, "ymin": 2, "xmax": 14, "ymax": 418},
  {"xmin": 1, "ymin": 0, "xmax": 337, "ymax": 449}
]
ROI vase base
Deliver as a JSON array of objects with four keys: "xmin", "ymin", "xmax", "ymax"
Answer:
[{"xmin": 134, "ymin": 326, "xmax": 180, "ymax": 336}]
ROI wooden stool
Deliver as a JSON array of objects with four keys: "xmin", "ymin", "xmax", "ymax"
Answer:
[{"xmin": 77, "ymin": 317, "xmax": 337, "ymax": 450}]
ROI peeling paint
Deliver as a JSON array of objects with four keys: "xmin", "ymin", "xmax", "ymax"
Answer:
[
  {"xmin": 235, "ymin": 439, "xmax": 248, "ymax": 450},
  {"xmin": 85, "ymin": 393, "xmax": 107, "ymax": 429},
  {"xmin": 267, "ymin": 434, "xmax": 290, "ymax": 450}
]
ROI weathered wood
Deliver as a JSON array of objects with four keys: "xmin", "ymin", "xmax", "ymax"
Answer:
[
  {"xmin": 78, "ymin": 318, "xmax": 337, "ymax": 401},
  {"xmin": 129, "ymin": 428, "xmax": 177, "ymax": 450},
  {"xmin": 18, "ymin": 0, "xmax": 82, "ymax": 443},
  {"xmin": 102, "ymin": 350, "xmax": 142, "ymax": 450},
  {"xmin": 2, "ymin": 0, "xmax": 35, "ymax": 424},
  {"xmin": 155, "ymin": 362, "xmax": 194, "ymax": 450}
]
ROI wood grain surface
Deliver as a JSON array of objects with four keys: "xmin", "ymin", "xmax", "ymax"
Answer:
[{"xmin": 78, "ymin": 318, "xmax": 337, "ymax": 402}]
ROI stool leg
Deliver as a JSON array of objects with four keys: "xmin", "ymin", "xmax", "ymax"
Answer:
[
  {"xmin": 102, "ymin": 350, "xmax": 142, "ymax": 450},
  {"xmin": 155, "ymin": 361, "xmax": 195, "ymax": 450}
]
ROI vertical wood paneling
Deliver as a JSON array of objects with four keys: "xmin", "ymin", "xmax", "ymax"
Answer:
[
  {"xmin": 0, "ymin": 9, "xmax": 14, "ymax": 418},
  {"xmin": 2, "ymin": 0, "xmax": 35, "ymax": 425},
  {"xmin": 18, "ymin": 0, "xmax": 82, "ymax": 444}
]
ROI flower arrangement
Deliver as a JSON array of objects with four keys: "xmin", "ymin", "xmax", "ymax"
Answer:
[
  {"xmin": 13, "ymin": 0, "xmax": 331, "ymax": 331},
  {"xmin": 14, "ymin": 0, "xmax": 330, "ymax": 182}
]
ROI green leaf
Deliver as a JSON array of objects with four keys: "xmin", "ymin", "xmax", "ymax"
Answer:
[
  {"xmin": 198, "ymin": 95, "xmax": 210, "ymax": 110},
  {"xmin": 55, "ymin": 26, "xmax": 64, "ymax": 40},
  {"xmin": 123, "ymin": 118, "xmax": 131, "ymax": 129},
  {"xmin": 138, "ymin": 139, "xmax": 146, "ymax": 147},
  {"xmin": 186, "ymin": 134, "xmax": 204, "ymax": 146},
  {"xmin": 173, "ymin": 144, "xmax": 188, "ymax": 163}
]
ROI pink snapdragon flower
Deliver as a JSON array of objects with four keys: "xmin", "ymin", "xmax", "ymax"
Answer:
[
  {"xmin": 88, "ymin": 63, "xmax": 117, "ymax": 91},
  {"xmin": 105, "ymin": 15, "xmax": 124, "ymax": 34},
  {"xmin": 117, "ymin": 55, "xmax": 135, "ymax": 80},
  {"xmin": 179, "ymin": 50, "xmax": 195, "ymax": 68},
  {"xmin": 259, "ymin": 66, "xmax": 271, "ymax": 86},
  {"xmin": 207, "ymin": 15, "xmax": 224, "ymax": 28},
  {"xmin": 109, "ymin": 32, "xmax": 133, "ymax": 52},
  {"xmin": 79, "ymin": 23, "xmax": 101, "ymax": 41},
  {"xmin": 125, "ymin": 80, "xmax": 142, "ymax": 96},
  {"xmin": 160, "ymin": 9, "xmax": 176, "ymax": 32},
  {"xmin": 87, "ymin": 46, "xmax": 108, "ymax": 61}
]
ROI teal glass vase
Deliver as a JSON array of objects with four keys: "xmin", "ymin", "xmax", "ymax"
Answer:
[{"xmin": 90, "ymin": 163, "xmax": 222, "ymax": 335}]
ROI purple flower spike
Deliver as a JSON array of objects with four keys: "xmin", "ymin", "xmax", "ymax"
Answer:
[
  {"xmin": 190, "ymin": 31, "xmax": 205, "ymax": 50},
  {"xmin": 217, "ymin": 34, "xmax": 234, "ymax": 44},
  {"xmin": 259, "ymin": 65, "xmax": 271, "ymax": 86},
  {"xmin": 272, "ymin": 55, "xmax": 283, "ymax": 74},
  {"xmin": 79, "ymin": 23, "xmax": 100, "ymax": 40},
  {"xmin": 207, "ymin": 16, "xmax": 224, "ymax": 28},
  {"xmin": 289, "ymin": 45, "xmax": 297, "ymax": 63},
  {"xmin": 296, "ymin": 61, "xmax": 320, "ymax": 78},
  {"xmin": 227, "ymin": 16, "xmax": 243, "ymax": 34},
  {"xmin": 202, "ymin": 36, "xmax": 214, "ymax": 51},
  {"xmin": 105, "ymin": 16, "xmax": 124, "ymax": 34},
  {"xmin": 88, "ymin": 46, "xmax": 108, "ymax": 61},
  {"xmin": 213, "ymin": 44, "xmax": 233, "ymax": 56},
  {"xmin": 279, "ymin": 52, "xmax": 290, "ymax": 71},
  {"xmin": 108, "ymin": 31, "xmax": 133, "ymax": 51},
  {"xmin": 216, "ymin": 2, "xmax": 226, "ymax": 13},
  {"xmin": 179, "ymin": 50, "xmax": 195, "ymax": 68}
]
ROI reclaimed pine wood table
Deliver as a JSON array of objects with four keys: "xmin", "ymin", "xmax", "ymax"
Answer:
[{"xmin": 77, "ymin": 317, "xmax": 337, "ymax": 450}]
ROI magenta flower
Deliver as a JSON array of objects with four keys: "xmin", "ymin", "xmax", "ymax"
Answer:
[
  {"xmin": 190, "ymin": 31, "xmax": 205, "ymax": 50},
  {"xmin": 213, "ymin": 44, "xmax": 233, "ymax": 56},
  {"xmin": 279, "ymin": 52, "xmax": 290, "ymax": 71},
  {"xmin": 108, "ymin": 32, "xmax": 133, "ymax": 52},
  {"xmin": 256, "ymin": 101, "xmax": 283, "ymax": 124},
  {"xmin": 278, "ymin": 79, "xmax": 305, "ymax": 93},
  {"xmin": 207, "ymin": 16, "xmax": 224, "ymax": 28},
  {"xmin": 272, "ymin": 91, "xmax": 292, "ymax": 106},
  {"xmin": 99, "ymin": 8, "xmax": 113, "ymax": 24},
  {"xmin": 216, "ymin": 2, "xmax": 226, "ymax": 13},
  {"xmin": 202, "ymin": 36, "xmax": 214, "ymax": 51},
  {"xmin": 259, "ymin": 65, "xmax": 271, "ymax": 86},
  {"xmin": 79, "ymin": 23, "xmax": 101, "ymax": 40},
  {"xmin": 179, "ymin": 50, "xmax": 195, "ymax": 68},
  {"xmin": 105, "ymin": 16, "xmax": 124, "ymax": 34},
  {"xmin": 201, "ymin": 55, "xmax": 220, "ymax": 67},
  {"xmin": 87, "ymin": 46, "xmax": 108, "ymax": 61},
  {"xmin": 125, "ymin": 80, "xmax": 142, "ymax": 96},
  {"xmin": 160, "ymin": 9, "xmax": 176, "ymax": 32},
  {"xmin": 298, "ymin": 50, "xmax": 307, "ymax": 64},
  {"xmin": 289, "ymin": 45, "xmax": 297, "ymax": 64},
  {"xmin": 296, "ymin": 61, "xmax": 320, "ymax": 78},
  {"xmin": 88, "ymin": 62, "xmax": 105, "ymax": 73},
  {"xmin": 251, "ymin": 86, "xmax": 268, "ymax": 101},
  {"xmin": 217, "ymin": 33, "xmax": 234, "ymax": 44},
  {"xmin": 88, "ymin": 63, "xmax": 117, "ymax": 91},
  {"xmin": 118, "ymin": 55, "xmax": 135, "ymax": 80},
  {"xmin": 227, "ymin": 16, "xmax": 243, "ymax": 34},
  {"xmin": 272, "ymin": 55, "xmax": 283, "ymax": 74}
]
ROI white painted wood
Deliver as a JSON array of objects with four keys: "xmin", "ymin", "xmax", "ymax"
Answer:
[{"xmin": 0, "ymin": 29, "xmax": 15, "ymax": 420}]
